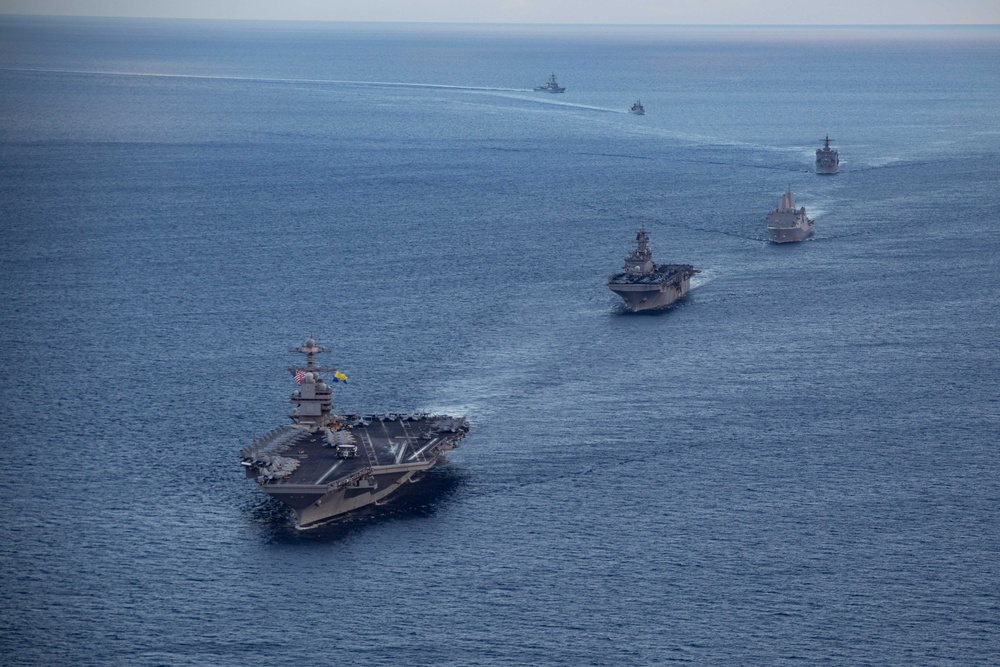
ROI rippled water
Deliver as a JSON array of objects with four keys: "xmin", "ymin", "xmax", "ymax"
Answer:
[{"xmin": 1, "ymin": 17, "xmax": 999, "ymax": 665}]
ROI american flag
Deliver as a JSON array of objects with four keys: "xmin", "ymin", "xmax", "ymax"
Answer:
[{"xmin": 294, "ymin": 369, "xmax": 306, "ymax": 384}]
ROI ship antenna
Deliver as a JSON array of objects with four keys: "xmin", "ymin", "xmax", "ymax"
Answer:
[
  {"xmin": 288, "ymin": 336, "xmax": 341, "ymax": 428},
  {"xmin": 289, "ymin": 335, "xmax": 337, "ymax": 378}
]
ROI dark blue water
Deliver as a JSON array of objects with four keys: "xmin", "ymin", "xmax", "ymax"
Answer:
[{"xmin": 2, "ymin": 16, "xmax": 999, "ymax": 665}]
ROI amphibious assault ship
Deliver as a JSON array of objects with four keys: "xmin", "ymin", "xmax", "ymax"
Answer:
[
  {"xmin": 534, "ymin": 73, "xmax": 565, "ymax": 93},
  {"xmin": 816, "ymin": 135, "xmax": 839, "ymax": 174},
  {"xmin": 608, "ymin": 227, "xmax": 698, "ymax": 312},
  {"xmin": 240, "ymin": 338, "xmax": 470, "ymax": 529},
  {"xmin": 767, "ymin": 188, "xmax": 814, "ymax": 243}
]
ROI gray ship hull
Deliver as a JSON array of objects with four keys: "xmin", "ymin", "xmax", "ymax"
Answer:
[
  {"xmin": 243, "ymin": 414, "xmax": 469, "ymax": 529},
  {"xmin": 767, "ymin": 225, "xmax": 812, "ymax": 243},
  {"xmin": 265, "ymin": 465, "xmax": 431, "ymax": 528},
  {"xmin": 768, "ymin": 222, "xmax": 814, "ymax": 243},
  {"xmin": 608, "ymin": 269, "xmax": 695, "ymax": 312}
]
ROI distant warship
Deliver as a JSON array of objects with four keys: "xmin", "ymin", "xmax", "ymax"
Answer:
[
  {"xmin": 240, "ymin": 338, "xmax": 470, "ymax": 529},
  {"xmin": 629, "ymin": 100, "xmax": 645, "ymax": 115},
  {"xmin": 534, "ymin": 73, "xmax": 565, "ymax": 93},
  {"xmin": 767, "ymin": 188, "xmax": 814, "ymax": 243},
  {"xmin": 608, "ymin": 227, "xmax": 698, "ymax": 312},
  {"xmin": 816, "ymin": 135, "xmax": 839, "ymax": 174}
]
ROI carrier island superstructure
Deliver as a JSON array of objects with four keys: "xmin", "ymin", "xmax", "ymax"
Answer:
[
  {"xmin": 240, "ymin": 338, "xmax": 469, "ymax": 529},
  {"xmin": 608, "ymin": 227, "xmax": 698, "ymax": 312}
]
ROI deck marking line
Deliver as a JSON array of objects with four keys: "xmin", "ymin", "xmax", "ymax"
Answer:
[{"xmin": 316, "ymin": 460, "xmax": 343, "ymax": 485}]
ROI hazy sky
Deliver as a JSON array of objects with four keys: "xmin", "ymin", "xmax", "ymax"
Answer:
[{"xmin": 1, "ymin": 0, "xmax": 999, "ymax": 24}]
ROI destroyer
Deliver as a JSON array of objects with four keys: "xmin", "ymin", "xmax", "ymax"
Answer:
[
  {"xmin": 534, "ymin": 73, "xmax": 565, "ymax": 93},
  {"xmin": 608, "ymin": 227, "xmax": 698, "ymax": 312},
  {"xmin": 816, "ymin": 134, "xmax": 839, "ymax": 174},
  {"xmin": 767, "ymin": 188, "xmax": 814, "ymax": 243},
  {"xmin": 240, "ymin": 338, "xmax": 470, "ymax": 529}
]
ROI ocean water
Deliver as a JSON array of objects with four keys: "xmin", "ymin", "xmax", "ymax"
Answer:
[{"xmin": 1, "ymin": 16, "xmax": 999, "ymax": 665}]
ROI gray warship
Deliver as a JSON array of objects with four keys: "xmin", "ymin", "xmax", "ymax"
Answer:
[
  {"xmin": 240, "ymin": 338, "xmax": 470, "ymax": 529},
  {"xmin": 608, "ymin": 227, "xmax": 698, "ymax": 312},
  {"xmin": 767, "ymin": 188, "xmax": 814, "ymax": 243},
  {"xmin": 534, "ymin": 73, "xmax": 565, "ymax": 93},
  {"xmin": 816, "ymin": 134, "xmax": 839, "ymax": 174},
  {"xmin": 629, "ymin": 100, "xmax": 645, "ymax": 115}
]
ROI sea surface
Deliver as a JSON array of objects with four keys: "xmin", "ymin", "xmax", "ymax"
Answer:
[{"xmin": 1, "ymin": 16, "xmax": 999, "ymax": 666}]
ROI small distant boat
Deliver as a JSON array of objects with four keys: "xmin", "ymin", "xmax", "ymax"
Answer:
[
  {"xmin": 629, "ymin": 100, "xmax": 645, "ymax": 115},
  {"xmin": 816, "ymin": 134, "xmax": 839, "ymax": 174},
  {"xmin": 534, "ymin": 74, "xmax": 565, "ymax": 93}
]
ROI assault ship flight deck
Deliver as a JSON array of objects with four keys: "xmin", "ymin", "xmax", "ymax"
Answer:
[{"xmin": 608, "ymin": 227, "xmax": 698, "ymax": 312}]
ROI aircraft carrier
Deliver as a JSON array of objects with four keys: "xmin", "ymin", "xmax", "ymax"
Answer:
[
  {"xmin": 240, "ymin": 338, "xmax": 470, "ymax": 529},
  {"xmin": 608, "ymin": 227, "xmax": 698, "ymax": 312}
]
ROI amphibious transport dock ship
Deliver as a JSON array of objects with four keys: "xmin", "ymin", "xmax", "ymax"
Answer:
[
  {"xmin": 816, "ymin": 135, "xmax": 839, "ymax": 174},
  {"xmin": 608, "ymin": 227, "xmax": 698, "ymax": 312},
  {"xmin": 767, "ymin": 188, "xmax": 814, "ymax": 243},
  {"xmin": 240, "ymin": 338, "xmax": 470, "ymax": 529}
]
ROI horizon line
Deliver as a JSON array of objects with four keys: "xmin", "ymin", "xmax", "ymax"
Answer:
[{"xmin": 1, "ymin": 14, "xmax": 999, "ymax": 28}]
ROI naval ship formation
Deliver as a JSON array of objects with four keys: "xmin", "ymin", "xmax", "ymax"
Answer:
[
  {"xmin": 608, "ymin": 227, "xmax": 699, "ymax": 312},
  {"xmin": 767, "ymin": 188, "xmax": 814, "ymax": 243},
  {"xmin": 240, "ymin": 338, "xmax": 469, "ymax": 529},
  {"xmin": 238, "ymin": 125, "xmax": 841, "ymax": 525}
]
